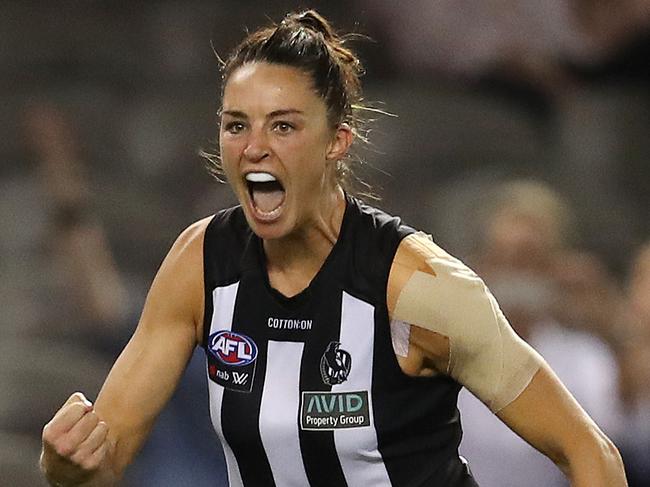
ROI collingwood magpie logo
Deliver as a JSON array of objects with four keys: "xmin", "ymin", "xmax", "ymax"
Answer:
[{"xmin": 320, "ymin": 341, "xmax": 352, "ymax": 385}]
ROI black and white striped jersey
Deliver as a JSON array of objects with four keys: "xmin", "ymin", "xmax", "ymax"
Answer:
[{"xmin": 202, "ymin": 196, "xmax": 478, "ymax": 487}]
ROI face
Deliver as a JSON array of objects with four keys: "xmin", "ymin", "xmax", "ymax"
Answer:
[
  {"xmin": 219, "ymin": 62, "xmax": 351, "ymax": 240},
  {"xmin": 485, "ymin": 209, "xmax": 557, "ymax": 272}
]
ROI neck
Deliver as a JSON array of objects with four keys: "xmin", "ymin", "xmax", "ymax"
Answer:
[{"xmin": 263, "ymin": 187, "xmax": 346, "ymax": 295}]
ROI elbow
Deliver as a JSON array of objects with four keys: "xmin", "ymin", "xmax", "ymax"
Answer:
[
  {"xmin": 598, "ymin": 433, "xmax": 626, "ymax": 477},
  {"xmin": 589, "ymin": 429, "xmax": 624, "ymax": 470},
  {"xmin": 558, "ymin": 427, "xmax": 627, "ymax": 486}
]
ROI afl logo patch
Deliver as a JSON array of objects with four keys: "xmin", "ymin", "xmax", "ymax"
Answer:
[
  {"xmin": 207, "ymin": 331, "xmax": 258, "ymax": 393},
  {"xmin": 320, "ymin": 341, "xmax": 352, "ymax": 385},
  {"xmin": 209, "ymin": 331, "xmax": 257, "ymax": 366}
]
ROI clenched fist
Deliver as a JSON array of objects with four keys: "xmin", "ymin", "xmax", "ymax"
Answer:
[{"xmin": 40, "ymin": 392, "xmax": 111, "ymax": 486}]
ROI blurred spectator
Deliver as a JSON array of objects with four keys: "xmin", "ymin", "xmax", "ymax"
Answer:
[
  {"xmin": 24, "ymin": 102, "xmax": 131, "ymax": 342},
  {"xmin": 458, "ymin": 180, "xmax": 623, "ymax": 487},
  {"xmin": 624, "ymin": 243, "xmax": 650, "ymax": 335},
  {"xmin": 552, "ymin": 250, "xmax": 624, "ymax": 344},
  {"xmin": 472, "ymin": 180, "xmax": 575, "ymax": 339},
  {"xmin": 615, "ymin": 242, "xmax": 650, "ymax": 486},
  {"xmin": 573, "ymin": 0, "xmax": 650, "ymax": 60},
  {"xmin": 0, "ymin": 102, "xmax": 129, "ymax": 485},
  {"xmin": 358, "ymin": 0, "xmax": 650, "ymax": 92},
  {"xmin": 1, "ymin": 102, "xmax": 224, "ymax": 486}
]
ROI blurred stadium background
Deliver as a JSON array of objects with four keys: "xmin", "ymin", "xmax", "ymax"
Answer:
[{"xmin": 1, "ymin": 1, "xmax": 649, "ymax": 486}]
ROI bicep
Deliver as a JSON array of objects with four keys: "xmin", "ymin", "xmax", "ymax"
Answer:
[{"xmin": 93, "ymin": 218, "xmax": 208, "ymax": 473}]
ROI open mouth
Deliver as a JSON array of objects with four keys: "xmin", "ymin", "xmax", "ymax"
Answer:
[{"xmin": 245, "ymin": 172, "xmax": 286, "ymax": 219}]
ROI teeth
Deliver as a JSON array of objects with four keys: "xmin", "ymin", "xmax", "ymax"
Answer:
[{"xmin": 245, "ymin": 172, "xmax": 276, "ymax": 183}]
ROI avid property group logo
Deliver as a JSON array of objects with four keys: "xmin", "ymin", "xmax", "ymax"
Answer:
[
  {"xmin": 300, "ymin": 390, "xmax": 370, "ymax": 430},
  {"xmin": 207, "ymin": 330, "xmax": 258, "ymax": 393}
]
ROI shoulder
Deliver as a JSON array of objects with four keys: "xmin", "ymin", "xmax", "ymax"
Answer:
[
  {"xmin": 150, "ymin": 215, "xmax": 215, "ymax": 304},
  {"xmin": 393, "ymin": 231, "xmax": 480, "ymax": 278},
  {"xmin": 170, "ymin": 207, "xmax": 249, "ymax": 260},
  {"xmin": 152, "ymin": 215, "xmax": 215, "ymax": 287},
  {"xmin": 388, "ymin": 232, "xmax": 481, "ymax": 315},
  {"xmin": 391, "ymin": 232, "xmax": 439, "ymax": 275},
  {"xmin": 176, "ymin": 215, "xmax": 214, "ymax": 245},
  {"xmin": 166, "ymin": 215, "xmax": 214, "ymax": 263}
]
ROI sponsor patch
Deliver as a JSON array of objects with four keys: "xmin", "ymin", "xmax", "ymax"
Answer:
[
  {"xmin": 320, "ymin": 341, "xmax": 352, "ymax": 385},
  {"xmin": 207, "ymin": 330, "xmax": 257, "ymax": 393},
  {"xmin": 267, "ymin": 317, "xmax": 313, "ymax": 330},
  {"xmin": 300, "ymin": 391, "xmax": 370, "ymax": 430}
]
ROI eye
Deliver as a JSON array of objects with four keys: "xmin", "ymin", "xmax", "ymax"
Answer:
[
  {"xmin": 223, "ymin": 121, "xmax": 245, "ymax": 134},
  {"xmin": 273, "ymin": 121, "xmax": 294, "ymax": 134}
]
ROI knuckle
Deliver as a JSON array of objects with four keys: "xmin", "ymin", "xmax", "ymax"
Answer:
[
  {"xmin": 80, "ymin": 455, "xmax": 99, "ymax": 472},
  {"xmin": 54, "ymin": 440, "xmax": 74, "ymax": 458},
  {"xmin": 96, "ymin": 421, "xmax": 109, "ymax": 434}
]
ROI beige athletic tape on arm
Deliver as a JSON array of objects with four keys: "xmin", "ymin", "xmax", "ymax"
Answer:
[{"xmin": 393, "ymin": 233, "xmax": 542, "ymax": 413}]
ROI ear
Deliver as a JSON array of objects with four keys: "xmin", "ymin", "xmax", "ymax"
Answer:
[{"xmin": 326, "ymin": 123, "xmax": 353, "ymax": 161}]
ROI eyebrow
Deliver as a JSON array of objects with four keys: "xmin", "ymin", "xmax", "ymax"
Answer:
[{"xmin": 220, "ymin": 109, "xmax": 304, "ymax": 119}]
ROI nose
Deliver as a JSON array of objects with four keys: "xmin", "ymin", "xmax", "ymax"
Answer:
[{"xmin": 243, "ymin": 128, "xmax": 269, "ymax": 163}]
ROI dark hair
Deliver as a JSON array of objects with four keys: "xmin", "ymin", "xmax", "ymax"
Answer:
[{"xmin": 204, "ymin": 10, "xmax": 377, "ymax": 198}]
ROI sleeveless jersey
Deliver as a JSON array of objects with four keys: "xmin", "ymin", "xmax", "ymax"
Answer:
[{"xmin": 202, "ymin": 196, "xmax": 478, "ymax": 487}]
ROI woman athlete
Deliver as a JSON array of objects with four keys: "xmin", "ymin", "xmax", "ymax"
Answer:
[{"xmin": 40, "ymin": 10, "xmax": 627, "ymax": 487}]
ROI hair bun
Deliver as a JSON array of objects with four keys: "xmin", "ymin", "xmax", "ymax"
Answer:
[{"xmin": 286, "ymin": 10, "xmax": 336, "ymax": 40}]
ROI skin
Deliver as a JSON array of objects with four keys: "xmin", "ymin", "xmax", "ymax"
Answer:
[{"xmin": 40, "ymin": 62, "xmax": 627, "ymax": 486}]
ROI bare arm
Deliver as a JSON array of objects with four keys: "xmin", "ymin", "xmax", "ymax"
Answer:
[
  {"xmin": 387, "ymin": 233, "xmax": 627, "ymax": 486},
  {"xmin": 41, "ymin": 217, "xmax": 210, "ymax": 485},
  {"xmin": 496, "ymin": 364, "xmax": 626, "ymax": 486}
]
